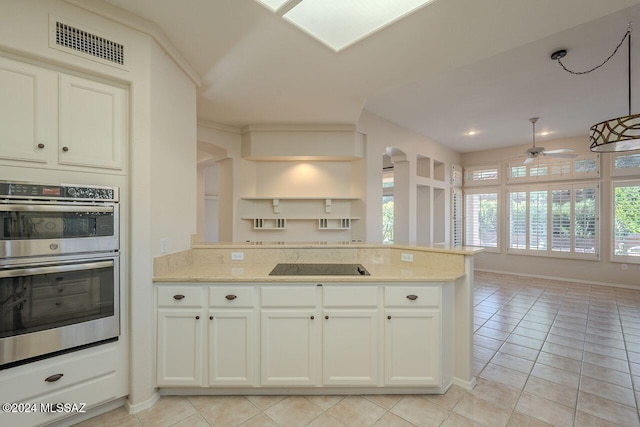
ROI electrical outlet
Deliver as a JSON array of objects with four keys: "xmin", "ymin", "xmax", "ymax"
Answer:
[
  {"xmin": 160, "ymin": 238, "xmax": 167, "ymax": 254},
  {"xmin": 231, "ymin": 252, "xmax": 244, "ymax": 261},
  {"xmin": 621, "ymin": 263, "xmax": 628, "ymax": 271},
  {"xmin": 401, "ymin": 253, "xmax": 414, "ymax": 262}
]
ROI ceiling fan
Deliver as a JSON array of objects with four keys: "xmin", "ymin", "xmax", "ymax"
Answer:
[{"xmin": 523, "ymin": 117, "xmax": 576, "ymax": 164}]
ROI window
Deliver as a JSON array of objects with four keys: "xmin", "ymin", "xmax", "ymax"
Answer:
[
  {"xmin": 507, "ymin": 154, "xmax": 599, "ymax": 183},
  {"xmin": 507, "ymin": 184, "xmax": 599, "ymax": 259},
  {"xmin": 529, "ymin": 191, "xmax": 547, "ymax": 251},
  {"xmin": 613, "ymin": 181, "xmax": 640, "ymax": 262},
  {"xmin": 382, "ymin": 171, "xmax": 394, "ymax": 243},
  {"xmin": 510, "ymin": 165, "xmax": 527, "ymax": 179},
  {"xmin": 452, "ymin": 189, "xmax": 463, "ymax": 247},
  {"xmin": 465, "ymin": 191, "xmax": 498, "ymax": 250},
  {"xmin": 464, "ymin": 165, "xmax": 499, "ymax": 186},
  {"xmin": 509, "ymin": 191, "xmax": 527, "ymax": 249},
  {"xmin": 611, "ymin": 153, "xmax": 640, "ymax": 177}
]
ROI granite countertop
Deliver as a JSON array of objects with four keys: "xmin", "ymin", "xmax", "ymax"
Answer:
[
  {"xmin": 191, "ymin": 241, "xmax": 484, "ymax": 256},
  {"xmin": 153, "ymin": 242, "xmax": 481, "ymax": 283},
  {"xmin": 153, "ymin": 262, "xmax": 464, "ymax": 283}
]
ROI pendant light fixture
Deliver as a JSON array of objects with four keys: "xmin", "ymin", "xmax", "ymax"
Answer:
[{"xmin": 551, "ymin": 23, "xmax": 640, "ymax": 152}]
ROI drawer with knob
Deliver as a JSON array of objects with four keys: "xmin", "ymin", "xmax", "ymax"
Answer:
[
  {"xmin": 209, "ymin": 286, "xmax": 255, "ymax": 307},
  {"xmin": 384, "ymin": 285, "xmax": 441, "ymax": 307},
  {"xmin": 157, "ymin": 286, "xmax": 204, "ymax": 308},
  {"xmin": 0, "ymin": 344, "xmax": 118, "ymax": 404}
]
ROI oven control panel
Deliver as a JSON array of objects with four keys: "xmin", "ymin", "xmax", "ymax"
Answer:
[{"xmin": 0, "ymin": 181, "xmax": 117, "ymax": 202}]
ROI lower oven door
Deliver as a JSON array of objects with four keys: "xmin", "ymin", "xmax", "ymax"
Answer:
[{"xmin": 0, "ymin": 255, "xmax": 119, "ymax": 367}]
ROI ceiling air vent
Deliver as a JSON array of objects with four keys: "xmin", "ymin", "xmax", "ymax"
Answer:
[{"xmin": 50, "ymin": 16, "xmax": 127, "ymax": 69}]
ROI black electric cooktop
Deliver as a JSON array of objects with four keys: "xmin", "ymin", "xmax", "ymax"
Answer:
[{"xmin": 269, "ymin": 263, "xmax": 370, "ymax": 276}]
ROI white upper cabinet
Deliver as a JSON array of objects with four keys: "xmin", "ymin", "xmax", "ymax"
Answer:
[
  {"xmin": 0, "ymin": 56, "xmax": 55, "ymax": 163},
  {"xmin": 58, "ymin": 75, "xmax": 126, "ymax": 170},
  {"xmin": 0, "ymin": 56, "xmax": 127, "ymax": 173}
]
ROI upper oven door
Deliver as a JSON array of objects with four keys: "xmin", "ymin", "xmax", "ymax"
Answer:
[{"xmin": 0, "ymin": 202, "xmax": 119, "ymax": 258}]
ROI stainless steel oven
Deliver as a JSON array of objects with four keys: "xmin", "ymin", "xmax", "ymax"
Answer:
[
  {"xmin": 0, "ymin": 181, "xmax": 120, "ymax": 368},
  {"xmin": 0, "ymin": 253, "xmax": 119, "ymax": 367},
  {"xmin": 0, "ymin": 181, "xmax": 118, "ymax": 259}
]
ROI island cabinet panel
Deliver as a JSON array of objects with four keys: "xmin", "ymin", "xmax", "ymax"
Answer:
[
  {"xmin": 157, "ymin": 309, "xmax": 204, "ymax": 387},
  {"xmin": 322, "ymin": 309, "xmax": 379, "ymax": 385},
  {"xmin": 261, "ymin": 310, "xmax": 319, "ymax": 386},
  {"xmin": 384, "ymin": 310, "xmax": 441, "ymax": 386},
  {"xmin": 155, "ymin": 281, "xmax": 454, "ymax": 391},
  {"xmin": 208, "ymin": 310, "xmax": 255, "ymax": 386},
  {"xmin": 157, "ymin": 286, "xmax": 205, "ymax": 387},
  {"xmin": 208, "ymin": 286, "xmax": 257, "ymax": 386}
]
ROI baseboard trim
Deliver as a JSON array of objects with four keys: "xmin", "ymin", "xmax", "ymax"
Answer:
[
  {"xmin": 126, "ymin": 392, "xmax": 160, "ymax": 414},
  {"xmin": 475, "ymin": 268, "xmax": 638, "ymax": 290},
  {"xmin": 159, "ymin": 386, "xmax": 448, "ymax": 396},
  {"xmin": 452, "ymin": 376, "xmax": 476, "ymax": 390}
]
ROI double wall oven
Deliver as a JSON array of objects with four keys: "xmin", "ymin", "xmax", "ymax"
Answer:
[{"xmin": 0, "ymin": 181, "xmax": 119, "ymax": 368}]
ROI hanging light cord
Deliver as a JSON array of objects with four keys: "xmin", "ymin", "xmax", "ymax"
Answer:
[
  {"xmin": 554, "ymin": 23, "xmax": 633, "ymax": 115},
  {"xmin": 555, "ymin": 24, "xmax": 631, "ymax": 75}
]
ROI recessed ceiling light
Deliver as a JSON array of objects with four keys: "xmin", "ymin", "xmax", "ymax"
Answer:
[
  {"xmin": 539, "ymin": 131, "xmax": 550, "ymax": 136},
  {"xmin": 466, "ymin": 130, "xmax": 478, "ymax": 136},
  {"xmin": 255, "ymin": 0, "xmax": 439, "ymax": 52}
]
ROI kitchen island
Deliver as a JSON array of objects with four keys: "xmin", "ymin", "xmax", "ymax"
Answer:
[{"xmin": 153, "ymin": 242, "xmax": 481, "ymax": 395}]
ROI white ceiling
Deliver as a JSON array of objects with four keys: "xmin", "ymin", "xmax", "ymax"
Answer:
[{"xmin": 105, "ymin": 0, "xmax": 640, "ymax": 153}]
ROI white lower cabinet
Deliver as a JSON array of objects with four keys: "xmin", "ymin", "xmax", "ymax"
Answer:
[
  {"xmin": 322, "ymin": 309, "xmax": 378, "ymax": 385},
  {"xmin": 322, "ymin": 285, "xmax": 379, "ymax": 386},
  {"xmin": 261, "ymin": 309, "xmax": 319, "ymax": 386},
  {"xmin": 156, "ymin": 282, "xmax": 452, "ymax": 391},
  {"xmin": 208, "ymin": 310, "xmax": 255, "ymax": 386},
  {"xmin": 0, "ymin": 343, "xmax": 124, "ymax": 427},
  {"xmin": 156, "ymin": 309, "xmax": 204, "ymax": 387},
  {"xmin": 384, "ymin": 310, "xmax": 440, "ymax": 386}
]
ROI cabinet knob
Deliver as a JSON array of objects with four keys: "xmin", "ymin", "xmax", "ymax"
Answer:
[
  {"xmin": 173, "ymin": 294, "xmax": 185, "ymax": 300},
  {"xmin": 44, "ymin": 373, "xmax": 64, "ymax": 383},
  {"xmin": 387, "ymin": 315, "xmax": 392, "ymax": 320},
  {"xmin": 209, "ymin": 316, "xmax": 213, "ymax": 320},
  {"xmin": 325, "ymin": 315, "xmax": 329, "ymax": 320},
  {"xmin": 310, "ymin": 316, "xmax": 314, "ymax": 320},
  {"xmin": 62, "ymin": 146, "xmax": 69, "ymax": 152},
  {"xmin": 407, "ymin": 295, "xmax": 418, "ymax": 301},
  {"xmin": 195, "ymin": 316, "xmax": 200, "ymax": 320},
  {"xmin": 37, "ymin": 143, "xmax": 45, "ymax": 149},
  {"xmin": 225, "ymin": 294, "xmax": 237, "ymax": 301}
]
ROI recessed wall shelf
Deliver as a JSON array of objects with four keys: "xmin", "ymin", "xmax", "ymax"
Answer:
[
  {"xmin": 252, "ymin": 218, "xmax": 287, "ymax": 230},
  {"xmin": 239, "ymin": 196, "xmax": 363, "ymax": 239},
  {"xmin": 318, "ymin": 218, "xmax": 356, "ymax": 230}
]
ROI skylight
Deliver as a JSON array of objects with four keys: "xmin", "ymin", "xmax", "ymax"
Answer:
[{"xmin": 254, "ymin": 0, "xmax": 438, "ymax": 52}]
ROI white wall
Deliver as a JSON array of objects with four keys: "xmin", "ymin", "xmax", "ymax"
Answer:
[
  {"xmin": 462, "ymin": 135, "xmax": 639, "ymax": 287},
  {"xmin": 0, "ymin": 0, "xmax": 198, "ymax": 407},
  {"xmin": 357, "ymin": 110, "xmax": 463, "ymax": 243}
]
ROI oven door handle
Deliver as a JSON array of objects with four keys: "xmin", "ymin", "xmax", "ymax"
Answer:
[
  {"xmin": 0, "ymin": 205, "xmax": 113, "ymax": 213},
  {"xmin": 0, "ymin": 260, "xmax": 114, "ymax": 278}
]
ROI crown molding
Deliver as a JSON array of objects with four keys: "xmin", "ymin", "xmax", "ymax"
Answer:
[{"xmin": 197, "ymin": 119, "xmax": 242, "ymax": 134}]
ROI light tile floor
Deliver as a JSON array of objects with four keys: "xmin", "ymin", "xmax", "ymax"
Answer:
[{"xmin": 75, "ymin": 272, "xmax": 640, "ymax": 427}]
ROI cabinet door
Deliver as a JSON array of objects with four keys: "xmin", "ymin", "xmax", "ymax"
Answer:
[
  {"xmin": 384, "ymin": 310, "xmax": 441, "ymax": 386},
  {"xmin": 323, "ymin": 310, "xmax": 378, "ymax": 386},
  {"xmin": 208, "ymin": 310, "xmax": 255, "ymax": 386},
  {"xmin": 261, "ymin": 310, "xmax": 318, "ymax": 386},
  {"xmin": 0, "ymin": 56, "xmax": 55, "ymax": 163},
  {"xmin": 157, "ymin": 309, "xmax": 203, "ymax": 387},
  {"xmin": 58, "ymin": 74, "xmax": 126, "ymax": 170}
]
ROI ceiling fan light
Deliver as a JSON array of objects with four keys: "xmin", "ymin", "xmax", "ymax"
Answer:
[{"xmin": 589, "ymin": 113, "xmax": 640, "ymax": 152}]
